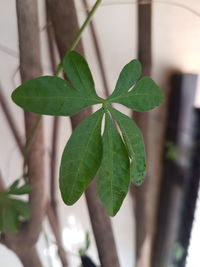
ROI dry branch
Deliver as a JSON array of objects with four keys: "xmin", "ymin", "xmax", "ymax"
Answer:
[
  {"xmin": 45, "ymin": 2, "xmax": 68, "ymax": 265},
  {"xmin": 132, "ymin": 1, "xmax": 152, "ymax": 267},
  {"xmin": 47, "ymin": 203, "xmax": 68, "ymax": 267},
  {"xmin": 0, "ymin": 84, "xmax": 23, "ymax": 151},
  {"xmin": 16, "ymin": 0, "xmax": 46, "ymax": 245},
  {"xmin": 0, "ymin": 1, "xmax": 45, "ymax": 266},
  {"xmin": 1, "ymin": 59, "xmax": 67, "ymax": 267},
  {"xmin": 46, "ymin": 1, "xmax": 120, "ymax": 266},
  {"xmin": 45, "ymin": 0, "xmax": 60, "ymax": 218},
  {"xmin": 133, "ymin": 2, "xmax": 166, "ymax": 267}
]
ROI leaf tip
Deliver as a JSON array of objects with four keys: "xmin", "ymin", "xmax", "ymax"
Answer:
[{"xmin": 11, "ymin": 89, "xmax": 17, "ymax": 104}]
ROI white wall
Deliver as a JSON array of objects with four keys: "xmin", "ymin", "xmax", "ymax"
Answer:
[{"xmin": 0, "ymin": 0, "xmax": 200, "ymax": 266}]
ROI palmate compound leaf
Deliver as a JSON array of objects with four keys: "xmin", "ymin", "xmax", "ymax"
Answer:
[
  {"xmin": 11, "ymin": 76, "xmax": 102, "ymax": 116},
  {"xmin": 59, "ymin": 108, "xmax": 104, "ymax": 205},
  {"xmin": 97, "ymin": 113, "xmax": 130, "ymax": 216},
  {"xmin": 109, "ymin": 59, "xmax": 141, "ymax": 99},
  {"xmin": 109, "ymin": 107, "xmax": 146, "ymax": 185},
  {"xmin": 109, "ymin": 77, "xmax": 164, "ymax": 112},
  {"xmin": 10, "ymin": 48, "xmax": 164, "ymax": 216}
]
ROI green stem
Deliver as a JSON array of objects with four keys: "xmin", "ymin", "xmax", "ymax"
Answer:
[
  {"xmin": 55, "ymin": 0, "xmax": 102, "ymax": 77},
  {"xmin": 69, "ymin": 0, "xmax": 102, "ymax": 51}
]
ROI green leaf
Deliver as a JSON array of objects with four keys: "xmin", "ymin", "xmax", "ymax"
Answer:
[
  {"xmin": 79, "ymin": 232, "xmax": 91, "ymax": 256},
  {"xmin": 109, "ymin": 59, "xmax": 141, "ymax": 99},
  {"xmin": 109, "ymin": 107, "xmax": 146, "ymax": 185},
  {"xmin": 109, "ymin": 77, "xmax": 164, "ymax": 112},
  {"xmin": 8, "ymin": 184, "xmax": 32, "ymax": 195},
  {"xmin": 0, "ymin": 195, "xmax": 30, "ymax": 232},
  {"xmin": 3, "ymin": 204, "xmax": 19, "ymax": 232},
  {"xmin": 97, "ymin": 113, "xmax": 130, "ymax": 216},
  {"xmin": 9, "ymin": 179, "xmax": 20, "ymax": 191},
  {"xmin": 12, "ymin": 76, "xmax": 102, "ymax": 116},
  {"xmin": 12, "ymin": 199, "xmax": 30, "ymax": 220},
  {"xmin": 63, "ymin": 51, "xmax": 98, "ymax": 96},
  {"xmin": 59, "ymin": 109, "xmax": 104, "ymax": 205}
]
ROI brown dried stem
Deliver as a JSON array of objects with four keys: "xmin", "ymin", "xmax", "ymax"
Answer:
[{"xmin": 46, "ymin": 1, "xmax": 120, "ymax": 266}]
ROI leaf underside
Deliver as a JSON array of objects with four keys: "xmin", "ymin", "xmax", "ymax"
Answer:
[
  {"xmin": 59, "ymin": 108, "xmax": 104, "ymax": 205},
  {"xmin": 97, "ymin": 113, "xmax": 130, "ymax": 216},
  {"xmin": 109, "ymin": 107, "xmax": 146, "ymax": 185}
]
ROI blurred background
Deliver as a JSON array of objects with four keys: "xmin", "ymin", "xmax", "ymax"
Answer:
[{"xmin": 0, "ymin": 0, "xmax": 200, "ymax": 267}]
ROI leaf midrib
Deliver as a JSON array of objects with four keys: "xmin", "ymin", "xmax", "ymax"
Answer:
[
  {"xmin": 15, "ymin": 95, "xmax": 102, "ymax": 103},
  {"xmin": 106, "ymin": 118, "xmax": 114, "ymax": 214},
  {"xmin": 70, "ymin": 57, "xmax": 95, "ymax": 94},
  {"xmin": 110, "ymin": 91, "xmax": 159, "ymax": 102}
]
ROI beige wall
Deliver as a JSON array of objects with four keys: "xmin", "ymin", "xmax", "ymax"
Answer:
[{"xmin": 0, "ymin": 0, "xmax": 200, "ymax": 266}]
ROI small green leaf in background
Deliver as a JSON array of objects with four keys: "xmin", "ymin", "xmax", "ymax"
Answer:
[
  {"xmin": 3, "ymin": 204, "xmax": 20, "ymax": 232},
  {"xmin": 109, "ymin": 77, "xmax": 164, "ymax": 112},
  {"xmin": 165, "ymin": 141, "xmax": 180, "ymax": 163},
  {"xmin": 12, "ymin": 76, "xmax": 102, "ymax": 116},
  {"xmin": 109, "ymin": 59, "xmax": 141, "ymax": 99},
  {"xmin": 8, "ymin": 179, "xmax": 31, "ymax": 195},
  {"xmin": 0, "ymin": 197, "xmax": 30, "ymax": 232},
  {"xmin": 109, "ymin": 107, "xmax": 146, "ymax": 185},
  {"xmin": 9, "ymin": 179, "xmax": 20, "ymax": 191},
  {"xmin": 13, "ymin": 199, "xmax": 30, "ymax": 220},
  {"xmin": 79, "ymin": 231, "xmax": 91, "ymax": 256},
  {"xmin": 0, "ymin": 179, "xmax": 31, "ymax": 232},
  {"xmin": 97, "ymin": 113, "xmax": 130, "ymax": 216},
  {"xmin": 59, "ymin": 108, "xmax": 104, "ymax": 205}
]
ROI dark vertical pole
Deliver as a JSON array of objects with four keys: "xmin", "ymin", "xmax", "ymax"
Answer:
[
  {"xmin": 173, "ymin": 109, "xmax": 200, "ymax": 267},
  {"xmin": 152, "ymin": 73, "xmax": 198, "ymax": 267}
]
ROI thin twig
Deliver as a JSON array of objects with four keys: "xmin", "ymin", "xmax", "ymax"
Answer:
[
  {"xmin": 47, "ymin": 204, "xmax": 68, "ymax": 267},
  {"xmin": 43, "ymin": 228, "xmax": 54, "ymax": 267},
  {"xmin": 50, "ymin": 117, "xmax": 59, "ymax": 216},
  {"xmin": 45, "ymin": 6, "xmax": 57, "ymax": 74},
  {"xmin": 82, "ymin": 0, "xmax": 110, "ymax": 97},
  {"xmin": 0, "ymin": 43, "xmax": 18, "ymax": 58},
  {"xmin": 45, "ymin": 2, "xmax": 60, "ymax": 216},
  {"xmin": 0, "ymin": 83, "xmax": 24, "ymax": 152},
  {"xmin": 99, "ymin": 0, "xmax": 200, "ymax": 18}
]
